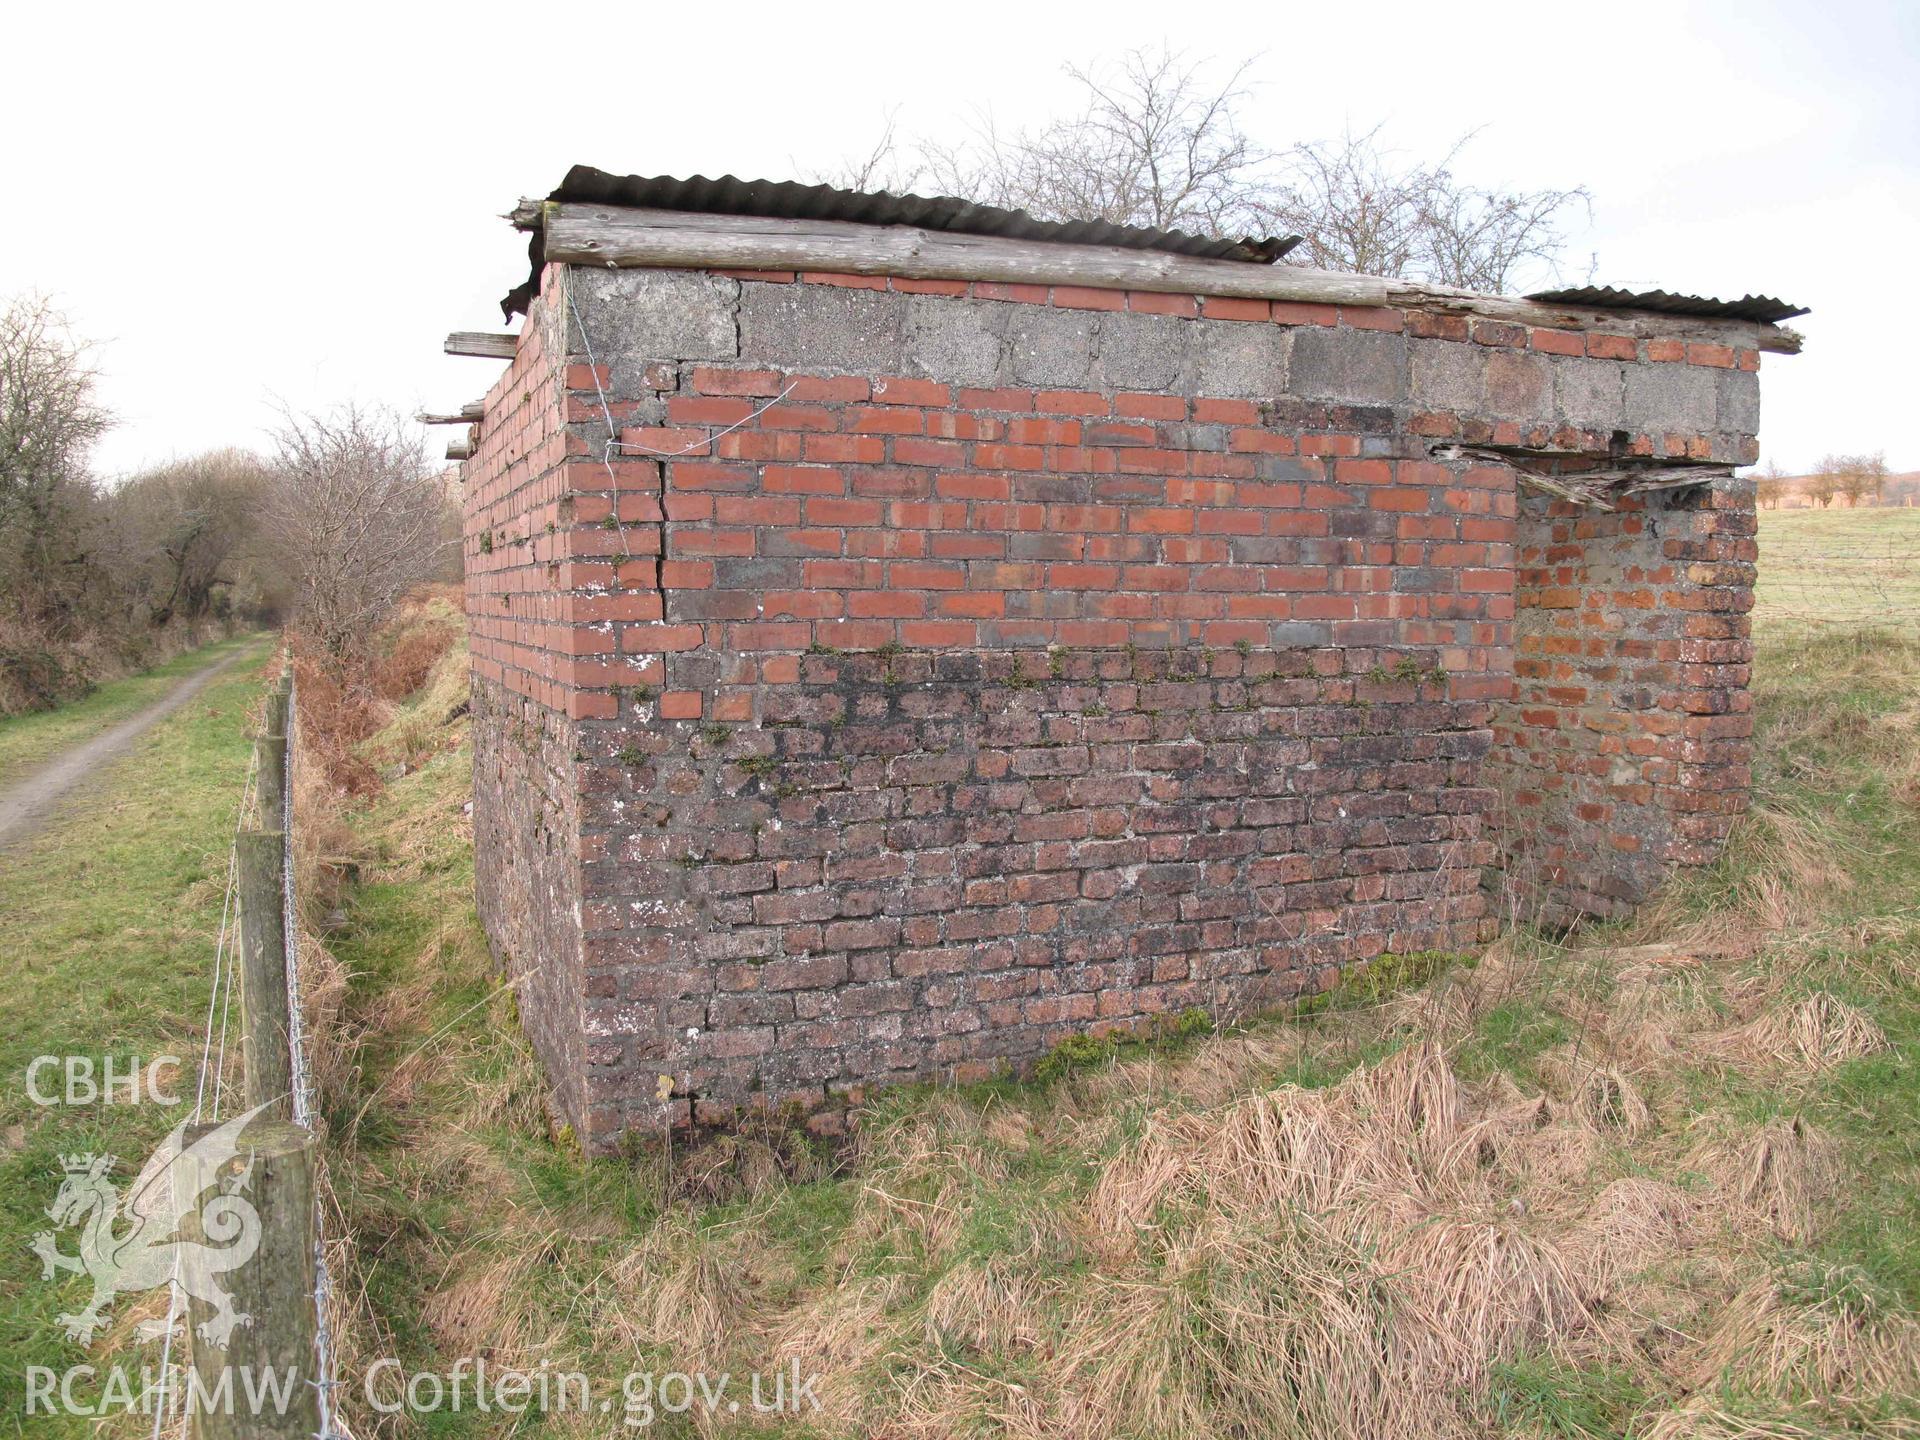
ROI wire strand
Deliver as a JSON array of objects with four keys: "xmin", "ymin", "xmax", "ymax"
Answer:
[{"xmin": 609, "ymin": 380, "xmax": 797, "ymax": 457}]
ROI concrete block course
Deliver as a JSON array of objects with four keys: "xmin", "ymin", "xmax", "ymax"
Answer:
[
  {"xmin": 1554, "ymin": 357, "xmax": 1628, "ymax": 429},
  {"xmin": 1095, "ymin": 311, "xmax": 1191, "ymax": 391},
  {"xmin": 1716, "ymin": 368, "xmax": 1762, "ymax": 434},
  {"xmin": 1289, "ymin": 327, "xmax": 1408, "ymax": 405},
  {"xmin": 463, "ymin": 258, "xmax": 1772, "ymax": 1146},
  {"xmin": 1624, "ymin": 359, "xmax": 1718, "ymax": 433},
  {"xmin": 738, "ymin": 282, "xmax": 905, "ymax": 374},
  {"xmin": 1409, "ymin": 338, "xmax": 1485, "ymax": 413},
  {"xmin": 1481, "ymin": 350, "xmax": 1553, "ymax": 419},
  {"xmin": 577, "ymin": 269, "xmax": 738, "ymax": 378},
  {"xmin": 902, "ymin": 297, "xmax": 1008, "ymax": 386},
  {"xmin": 1185, "ymin": 321, "xmax": 1292, "ymax": 398},
  {"xmin": 1002, "ymin": 304, "xmax": 1099, "ymax": 387}
]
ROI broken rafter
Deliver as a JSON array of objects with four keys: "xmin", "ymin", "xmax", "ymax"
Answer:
[
  {"xmin": 446, "ymin": 440, "xmax": 474, "ymax": 461},
  {"xmin": 1616, "ymin": 465, "xmax": 1738, "ymax": 494},
  {"xmin": 1432, "ymin": 444, "xmax": 1737, "ymax": 512},
  {"xmin": 445, "ymin": 332, "xmax": 518, "ymax": 359},
  {"xmin": 417, "ymin": 400, "xmax": 487, "ymax": 425},
  {"xmin": 1516, "ymin": 472, "xmax": 1617, "ymax": 511}
]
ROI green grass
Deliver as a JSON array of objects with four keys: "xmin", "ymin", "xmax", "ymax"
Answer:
[
  {"xmin": 0, "ymin": 632, "xmax": 260, "ymax": 792},
  {"xmin": 1456, "ymin": 998, "xmax": 1574, "ymax": 1086},
  {"xmin": 1801, "ymin": 947, "xmax": 1920, "ymax": 1306},
  {"xmin": 0, "ymin": 635, "xmax": 274, "ymax": 1432},
  {"xmin": 1486, "ymin": 1353, "xmax": 1646, "ymax": 1439}
]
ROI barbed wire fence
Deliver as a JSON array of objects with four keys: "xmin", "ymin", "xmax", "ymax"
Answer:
[
  {"xmin": 157, "ymin": 655, "xmax": 344, "ymax": 1440},
  {"xmin": 1752, "ymin": 513, "xmax": 1920, "ymax": 637},
  {"xmin": 282, "ymin": 666, "xmax": 346, "ymax": 1438}
]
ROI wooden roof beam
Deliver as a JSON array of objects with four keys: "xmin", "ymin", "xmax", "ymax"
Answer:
[
  {"xmin": 445, "ymin": 332, "xmax": 517, "ymax": 359},
  {"xmin": 537, "ymin": 202, "xmax": 1801, "ymax": 354}
]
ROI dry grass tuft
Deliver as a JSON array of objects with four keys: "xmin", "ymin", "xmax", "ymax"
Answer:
[
  {"xmin": 922, "ymin": 1257, "xmax": 1050, "ymax": 1356},
  {"xmin": 1568, "ymin": 1064, "xmax": 1654, "ymax": 1135},
  {"xmin": 1066, "ymin": 1217, "xmax": 1411, "ymax": 1440},
  {"xmin": 1730, "ymin": 990, "xmax": 1890, "ymax": 1070},
  {"xmin": 766, "ymin": 1274, "xmax": 908, "ymax": 1424},
  {"xmin": 1165, "ymin": 1031, "xmax": 1300, "ymax": 1107},
  {"xmin": 1390, "ymin": 1210, "xmax": 1593, "ymax": 1378},
  {"xmin": 1640, "ymin": 1401, "xmax": 1894, "ymax": 1439},
  {"xmin": 1567, "ymin": 1177, "xmax": 1696, "ymax": 1295},
  {"xmin": 1698, "ymin": 1116, "xmax": 1841, "ymax": 1244},
  {"xmin": 422, "ymin": 1247, "xmax": 541, "ymax": 1359},
  {"xmin": 1679, "ymin": 1268, "xmax": 1920, "ymax": 1414},
  {"xmin": 607, "ymin": 1215, "xmax": 762, "ymax": 1371}
]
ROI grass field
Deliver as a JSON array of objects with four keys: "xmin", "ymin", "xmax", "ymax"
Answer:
[
  {"xmin": 6, "ymin": 506, "xmax": 1917, "ymax": 1438},
  {"xmin": 1754, "ymin": 505, "xmax": 1920, "ymax": 633},
  {"xmin": 291, "ymin": 568, "xmax": 1920, "ymax": 1438},
  {"xmin": 0, "ymin": 635, "xmax": 276, "ymax": 1431}
]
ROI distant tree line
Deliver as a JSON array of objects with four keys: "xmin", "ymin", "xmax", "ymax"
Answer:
[
  {"xmin": 0, "ymin": 293, "xmax": 457, "ymax": 713},
  {"xmin": 1806, "ymin": 453, "xmax": 1890, "ymax": 509},
  {"xmin": 1754, "ymin": 454, "xmax": 1894, "ymax": 510}
]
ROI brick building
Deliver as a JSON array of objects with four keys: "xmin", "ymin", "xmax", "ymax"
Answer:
[{"xmin": 451, "ymin": 169, "xmax": 1803, "ymax": 1142}]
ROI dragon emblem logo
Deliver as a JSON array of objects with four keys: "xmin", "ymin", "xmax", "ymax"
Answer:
[{"xmin": 30, "ymin": 1103, "xmax": 271, "ymax": 1348}]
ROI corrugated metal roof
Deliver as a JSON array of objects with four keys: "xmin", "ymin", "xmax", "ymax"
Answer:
[
  {"xmin": 503, "ymin": 165, "xmax": 1301, "ymax": 317},
  {"xmin": 1525, "ymin": 285, "xmax": 1807, "ymax": 325}
]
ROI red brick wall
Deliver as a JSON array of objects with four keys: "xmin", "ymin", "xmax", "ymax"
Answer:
[
  {"xmin": 585, "ymin": 367, "xmax": 1517, "ymax": 669},
  {"xmin": 459, "ymin": 262, "xmax": 1765, "ymax": 1143},
  {"xmin": 1489, "ymin": 479, "xmax": 1757, "ymax": 921},
  {"xmin": 462, "ymin": 278, "xmax": 596, "ymax": 1118}
]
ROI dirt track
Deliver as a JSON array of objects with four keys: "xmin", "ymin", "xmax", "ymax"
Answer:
[{"xmin": 0, "ymin": 647, "xmax": 252, "ymax": 850}]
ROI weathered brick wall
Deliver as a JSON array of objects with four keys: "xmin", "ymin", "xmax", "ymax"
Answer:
[
  {"xmin": 1488, "ymin": 477, "xmax": 1757, "ymax": 922},
  {"xmin": 462, "ymin": 261, "xmax": 1764, "ymax": 1143},
  {"xmin": 578, "ymin": 626, "xmax": 1496, "ymax": 1137},
  {"xmin": 462, "ymin": 279, "xmax": 594, "ymax": 1122}
]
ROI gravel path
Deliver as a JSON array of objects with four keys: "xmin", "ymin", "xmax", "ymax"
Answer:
[{"xmin": 0, "ymin": 647, "xmax": 253, "ymax": 850}]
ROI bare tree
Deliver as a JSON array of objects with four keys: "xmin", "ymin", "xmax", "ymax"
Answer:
[
  {"xmin": 816, "ymin": 107, "xmax": 920, "ymax": 194},
  {"xmin": 920, "ymin": 49, "xmax": 1277, "ymax": 237},
  {"xmin": 1261, "ymin": 128, "xmax": 1589, "ymax": 291},
  {"xmin": 1834, "ymin": 452, "xmax": 1889, "ymax": 508},
  {"xmin": 1806, "ymin": 459, "xmax": 1841, "ymax": 509},
  {"xmin": 1753, "ymin": 460, "xmax": 1789, "ymax": 510},
  {"xmin": 816, "ymin": 49, "xmax": 1282, "ymax": 236},
  {"xmin": 0, "ymin": 295, "xmax": 113, "ymax": 634},
  {"xmin": 827, "ymin": 51, "xmax": 1589, "ymax": 293},
  {"xmin": 265, "ymin": 405, "xmax": 451, "ymax": 665},
  {"xmin": 111, "ymin": 449, "xmax": 270, "ymax": 626},
  {"xmin": 1808, "ymin": 453, "xmax": 1890, "ymax": 510}
]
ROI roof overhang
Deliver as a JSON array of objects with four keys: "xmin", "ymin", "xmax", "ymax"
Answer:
[{"xmin": 499, "ymin": 168, "xmax": 1805, "ymax": 355}]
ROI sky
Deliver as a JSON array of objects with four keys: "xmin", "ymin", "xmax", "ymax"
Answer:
[{"xmin": 3, "ymin": 0, "xmax": 1915, "ymax": 480}]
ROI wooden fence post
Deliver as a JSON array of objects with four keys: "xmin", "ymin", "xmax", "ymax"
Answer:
[
  {"xmin": 255, "ymin": 735, "xmax": 286, "ymax": 833},
  {"xmin": 174, "ymin": 1117, "xmax": 321, "ymax": 1440},
  {"xmin": 237, "ymin": 830, "xmax": 292, "ymax": 1119}
]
